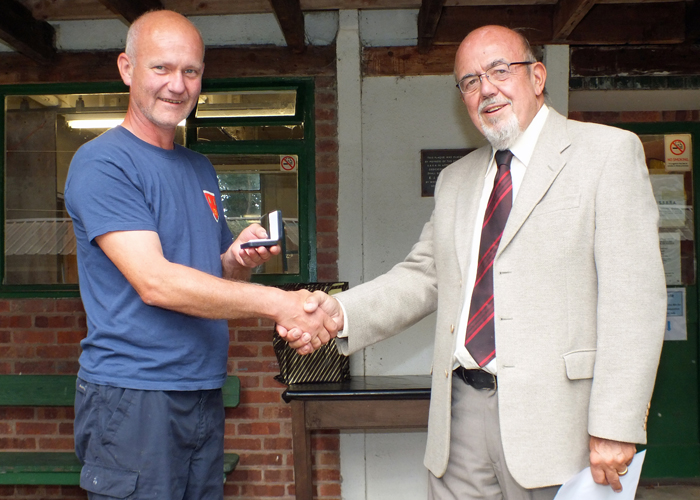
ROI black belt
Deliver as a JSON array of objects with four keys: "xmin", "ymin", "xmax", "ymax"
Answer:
[{"xmin": 454, "ymin": 366, "xmax": 497, "ymax": 390}]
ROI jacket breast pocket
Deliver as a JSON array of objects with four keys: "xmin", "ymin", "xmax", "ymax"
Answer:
[
  {"xmin": 530, "ymin": 193, "xmax": 580, "ymax": 218},
  {"xmin": 562, "ymin": 349, "xmax": 596, "ymax": 380}
]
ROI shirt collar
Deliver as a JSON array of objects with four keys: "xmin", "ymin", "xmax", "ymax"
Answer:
[{"xmin": 487, "ymin": 104, "xmax": 550, "ymax": 174}]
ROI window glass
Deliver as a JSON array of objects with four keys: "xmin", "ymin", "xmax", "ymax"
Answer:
[
  {"xmin": 208, "ymin": 154, "xmax": 299, "ymax": 275},
  {"xmin": 196, "ymin": 90, "xmax": 296, "ymax": 118}
]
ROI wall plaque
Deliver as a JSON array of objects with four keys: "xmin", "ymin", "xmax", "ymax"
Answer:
[{"xmin": 420, "ymin": 149, "xmax": 474, "ymax": 197}]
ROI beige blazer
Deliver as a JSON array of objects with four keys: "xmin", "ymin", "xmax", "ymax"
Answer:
[{"xmin": 335, "ymin": 109, "xmax": 666, "ymax": 489}]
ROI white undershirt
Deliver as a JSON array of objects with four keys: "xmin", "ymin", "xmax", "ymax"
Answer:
[{"xmin": 454, "ymin": 104, "xmax": 550, "ymax": 375}]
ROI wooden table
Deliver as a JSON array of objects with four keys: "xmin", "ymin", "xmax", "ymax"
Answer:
[{"xmin": 282, "ymin": 375, "xmax": 432, "ymax": 500}]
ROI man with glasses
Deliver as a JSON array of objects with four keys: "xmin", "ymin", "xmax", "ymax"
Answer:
[{"xmin": 291, "ymin": 25, "xmax": 665, "ymax": 499}]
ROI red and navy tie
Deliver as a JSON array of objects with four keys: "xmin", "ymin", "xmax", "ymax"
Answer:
[{"xmin": 464, "ymin": 150, "xmax": 514, "ymax": 367}]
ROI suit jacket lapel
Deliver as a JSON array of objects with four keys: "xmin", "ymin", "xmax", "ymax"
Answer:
[
  {"xmin": 498, "ymin": 109, "xmax": 571, "ymax": 256},
  {"xmin": 455, "ymin": 146, "xmax": 491, "ymax": 275}
]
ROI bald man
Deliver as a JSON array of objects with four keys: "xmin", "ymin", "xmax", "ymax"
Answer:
[
  {"xmin": 65, "ymin": 10, "xmax": 335, "ymax": 500},
  {"xmin": 295, "ymin": 25, "xmax": 665, "ymax": 499}
]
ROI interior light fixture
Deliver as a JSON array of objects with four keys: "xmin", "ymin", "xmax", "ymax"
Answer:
[{"xmin": 65, "ymin": 113, "xmax": 186, "ymax": 129}]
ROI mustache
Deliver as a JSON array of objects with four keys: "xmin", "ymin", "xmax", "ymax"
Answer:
[{"xmin": 478, "ymin": 97, "xmax": 512, "ymax": 114}]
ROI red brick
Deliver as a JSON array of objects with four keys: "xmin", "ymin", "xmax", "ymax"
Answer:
[
  {"xmin": 238, "ymin": 451, "xmax": 285, "ymax": 467},
  {"xmin": 38, "ymin": 437, "xmax": 75, "ymax": 450},
  {"xmin": 0, "ymin": 316, "xmax": 33, "ymax": 328},
  {"xmin": 620, "ymin": 111, "xmax": 660, "ymax": 123},
  {"xmin": 315, "ymin": 76, "xmax": 336, "ymax": 90},
  {"xmin": 59, "ymin": 422, "xmax": 74, "ymax": 435},
  {"xmin": 261, "ymin": 406, "xmax": 292, "ymax": 420},
  {"xmin": 226, "ymin": 406, "xmax": 259, "ymax": 420},
  {"xmin": 316, "ymin": 91, "xmax": 337, "ymax": 106},
  {"xmin": 316, "ymin": 171, "xmax": 338, "ymax": 185},
  {"xmin": 14, "ymin": 361, "xmax": 55, "ymax": 373},
  {"xmin": 77, "ymin": 316, "xmax": 87, "ymax": 328},
  {"xmin": 224, "ymin": 437, "xmax": 262, "ymax": 451},
  {"xmin": 36, "ymin": 345, "xmax": 80, "ymax": 359},
  {"xmin": 13, "ymin": 331, "xmax": 56, "ymax": 343},
  {"xmin": 0, "ymin": 422, "xmax": 13, "ymax": 434},
  {"xmin": 57, "ymin": 330, "xmax": 86, "ymax": 344},
  {"xmin": 241, "ymin": 390, "xmax": 282, "ymax": 404},
  {"xmin": 229, "ymin": 467, "xmax": 262, "ymax": 482},
  {"xmin": 264, "ymin": 437, "xmax": 292, "ymax": 450},
  {"xmin": 17, "ymin": 422, "xmax": 58, "ymax": 435},
  {"xmin": 35, "ymin": 316, "xmax": 76, "ymax": 329},
  {"xmin": 236, "ymin": 375, "xmax": 261, "ymax": 388},
  {"xmin": 316, "ymin": 234, "xmax": 338, "ymax": 249},
  {"xmin": 37, "ymin": 407, "xmax": 73, "ymax": 419},
  {"xmin": 316, "ymin": 122, "xmax": 337, "ymax": 139},
  {"xmin": 0, "ymin": 407, "xmax": 34, "ymax": 419},
  {"xmin": 260, "ymin": 345, "xmax": 276, "ymax": 357},
  {"xmin": 236, "ymin": 329, "xmax": 272, "ymax": 342},
  {"xmin": 317, "ymin": 482, "xmax": 341, "ymax": 496},
  {"xmin": 0, "ymin": 331, "xmax": 9, "ymax": 343},
  {"xmin": 238, "ymin": 422, "xmax": 280, "ymax": 436},
  {"xmin": 228, "ymin": 317, "xmax": 261, "ymax": 328},
  {"xmin": 316, "ymin": 217, "xmax": 338, "ymax": 233},
  {"xmin": 315, "ymin": 152, "xmax": 339, "ymax": 172},
  {"xmin": 229, "ymin": 344, "xmax": 258, "ymax": 358},
  {"xmin": 0, "ymin": 344, "xmax": 34, "ymax": 358},
  {"xmin": 315, "ymin": 107, "xmax": 336, "ymax": 122},
  {"xmin": 12, "ymin": 299, "xmax": 55, "ymax": 313},
  {"xmin": 317, "ymin": 267, "xmax": 339, "ymax": 282},
  {"xmin": 316, "ymin": 185, "xmax": 338, "ymax": 201},
  {"xmin": 56, "ymin": 361, "xmax": 80, "ymax": 374},
  {"xmin": 263, "ymin": 468, "xmax": 294, "ymax": 482},
  {"xmin": 316, "ymin": 451, "xmax": 341, "ymax": 466},
  {"xmin": 0, "ymin": 437, "xmax": 36, "ymax": 449},
  {"xmin": 316, "ymin": 250, "xmax": 338, "ymax": 266},
  {"xmin": 317, "ymin": 138, "xmax": 339, "ymax": 153},
  {"xmin": 316, "ymin": 201, "xmax": 338, "ymax": 217},
  {"xmin": 239, "ymin": 483, "xmax": 286, "ymax": 497},
  {"xmin": 237, "ymin": 360, "xmax": 279, "ymax": 373},
  {"xmin": 55, "ymin": 299, "xmax": 85, "ymax": 313}
]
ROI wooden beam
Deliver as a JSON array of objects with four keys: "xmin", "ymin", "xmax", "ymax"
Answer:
[
  {"xmin": 97, "ymin": 0, "xmax": 164, "ymax": 25},
  {"xmin": 686, "ymin": 0, "xmax": 700, "ymax": 44},
  {"xmin": 571, "ymin": 45, "xmax": 700, "ymax": 76},
  {"xmin": 363, "ymin": 45, "xmax": 458, "ymax": 76},
  {"xmin": 417, "ymin": 0, "xmax": 447, "ymax": 53},
  {"xmin": 0, "ymin": 0, "xmax": 56, "ymax": 63},
  {"xmin": 567, "ymin": 3, "xmax": 685, "ymax": 44},
  {"xmin": 0, "ymin": 45, "xmax": 336, "ymax": 85},
  {"xmin": 432, "ymin": 4, "xmax": 685, "ymax": 45},
  {"xmin": 552, "ymin": 0, "xmax": 596, "ymax": 41},
  {"xmin": 269, "ymin": 0, "xmax": 306, "ymax": 53}
]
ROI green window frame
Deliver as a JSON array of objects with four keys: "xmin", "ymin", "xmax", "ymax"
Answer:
[{"xmin": 0, "ymin": 78, "xmax": 316, "ymax": 297}]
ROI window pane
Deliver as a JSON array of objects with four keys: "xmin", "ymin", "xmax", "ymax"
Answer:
[
  {"xmin": 197, "ymin": 124, "xmax": 304, "ymax": 141},
  {"xmin": 208, "ymin": 154, "xmax": 299, "ymax": 275},
  {"xmin": 196, "ymin": 90, "xmax": 297, "ymax": 118},
  {"xmin": 4, "ymin": 92, "xmax": 186, "ymax": 285}
]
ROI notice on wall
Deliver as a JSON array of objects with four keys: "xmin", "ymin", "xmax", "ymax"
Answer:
[
  {"xmin": 650, "ymin": 174, "xmax": 687, "ymax": 229},
  {"xmin": 420, "ymin": 149, "xmax": 474, "ymax": 197},
  {"xmin": 659, "ymin": 232, "xmax": 682, "ymax": 285},
  {"xmin": 665, "ymin": 288, "xmax": 687, "ymax": 341},
  {"xmin": 664, "ymin": 134, "xmax": 692, "ymax": 172}
]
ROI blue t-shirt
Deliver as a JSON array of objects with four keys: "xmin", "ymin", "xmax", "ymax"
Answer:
[{"xmin": 65, "ymin": 126, "xmax": 234, "ymax": 391}]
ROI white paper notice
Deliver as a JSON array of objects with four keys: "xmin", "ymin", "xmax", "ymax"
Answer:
[
  {"xmin": 650, "ymin": 174, "xmax": 687, "ymax": 229},
  {"xmin": 666, "ymin": 288, "xmax": 687, "ymax": 341},
  {"xmin": 659, "ymin": 232, "xmax": 682, "ymax": 285},
  {"xmin": 553, "ymin": 450, "xmax": 646, "ymax": 500}
]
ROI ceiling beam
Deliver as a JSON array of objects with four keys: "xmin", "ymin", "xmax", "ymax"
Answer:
[
  {"xmin": 552, "ymin": 0, "xmax": 596, "ymax": 41},
  {"xmin": 571, "ymin": 45, "xmax": 700, "ymax": 76},
  {"xmin": 686, "ymin": 0, "xmax": 700, "ymax": 44},
  {"xmin": 269, "ymin": 0, "xmax": 306, "ymax": 53},
  {"xmin": 0, "ymin": 0, "xmax": 56, "ymax": 63},
  {"xmin": 432, "ymin": 4, "xmax": 684, "ymax": 45},
  {"xmin": 97, "ymin": 0, "xmax": 164, "ymax": 25},
  {"xmin": 417, "ymin": 0, "xmax": 447, "ymax": 53}
]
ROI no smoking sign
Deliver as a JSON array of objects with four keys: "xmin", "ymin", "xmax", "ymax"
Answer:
[
  {"xmin": 664, "ymin": 134, "xmax": 692, "ymax": 172},
  {"xmin": 280, "ymin": 155, "xmax": 298, "ymax": 172}
]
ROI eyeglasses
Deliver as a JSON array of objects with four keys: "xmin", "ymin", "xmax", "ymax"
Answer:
[{"xmin": 456, "ymin": 61, "xmax": 535, "ymax": 95}]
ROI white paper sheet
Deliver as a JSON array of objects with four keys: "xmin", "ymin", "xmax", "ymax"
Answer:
[{"xmin": 553, "ymin": 450, "xmax": 646, "ymax": 500}]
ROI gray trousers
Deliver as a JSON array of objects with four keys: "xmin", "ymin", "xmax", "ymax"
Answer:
[{"xmin": 428, "ymin": 378, "xmax": 560, "ymax": 500}]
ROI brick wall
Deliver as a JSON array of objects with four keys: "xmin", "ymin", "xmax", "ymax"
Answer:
[{"xmin": 0, "ymin": 75, "xmax": 340, "ymax": 500}]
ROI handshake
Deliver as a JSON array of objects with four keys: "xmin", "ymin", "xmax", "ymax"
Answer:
[{"xmin": 275, "ymin": 290, "xmax": 345, "ymax": 355}]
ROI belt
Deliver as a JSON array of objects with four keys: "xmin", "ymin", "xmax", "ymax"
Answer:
[{"xmin": 453, "ymin": 366, "xmax": 497, "ymax": 390}]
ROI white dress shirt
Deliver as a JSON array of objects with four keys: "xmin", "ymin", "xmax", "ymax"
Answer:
[{"xmin": 454, "ymin": 104, "xmax": 550, "ymax": 375}]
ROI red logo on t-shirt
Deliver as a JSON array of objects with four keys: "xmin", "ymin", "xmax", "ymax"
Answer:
[{"xmin": 203, "ymin": 190, "xmax": 219, "ymax": 222}]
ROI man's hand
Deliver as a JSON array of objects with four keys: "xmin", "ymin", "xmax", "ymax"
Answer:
[
  {"xmin": 589, "ymin": 436, "xmax": 636, "ymax": 492},
  {"xmin": 277, "ymin": 291, "xmax": 344, "ymax": 354},
  {"xmin": 274, "ymin": 290, "xmax": 339, "ymax": 354},
  {"xmin": 222, "ymin": 223, "xmax": 281, "ymax": 280}
]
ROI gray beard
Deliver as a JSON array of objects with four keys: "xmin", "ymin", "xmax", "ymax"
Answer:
[{"xmin": 478, "ymin": 101, "xmax": 522, "ymax": 151}]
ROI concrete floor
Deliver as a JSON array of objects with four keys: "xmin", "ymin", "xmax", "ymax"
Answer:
[{"xmin": 635, "ymin": 485, "xmax": 700, "ymax": 499}]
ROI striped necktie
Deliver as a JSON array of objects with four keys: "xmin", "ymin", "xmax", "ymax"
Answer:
[{"xmin": 464, "ymin": 150, "xmax": 514, "ymax": 367}]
